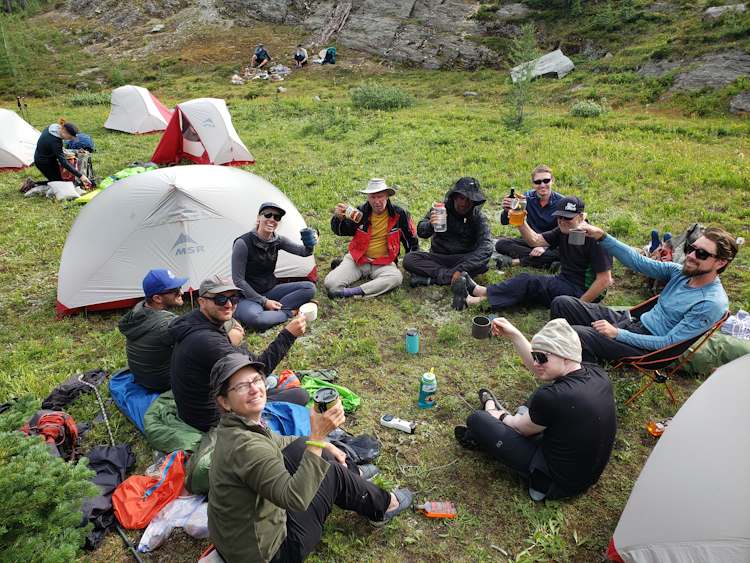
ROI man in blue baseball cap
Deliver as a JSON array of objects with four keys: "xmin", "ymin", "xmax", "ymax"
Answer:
[{"xmin": 118, "ymin": 269, "xmax": 189, "ymax": 392}]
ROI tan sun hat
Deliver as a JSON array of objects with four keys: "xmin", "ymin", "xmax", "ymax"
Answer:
[{"xmin": 359, "ymin": 178, "xmax": 395, "ymax": 196}]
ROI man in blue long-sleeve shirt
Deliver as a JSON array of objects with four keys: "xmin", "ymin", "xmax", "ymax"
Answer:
[{"xmin": 550, "ymin": 224, "xmax": 738, "ymax": 363}]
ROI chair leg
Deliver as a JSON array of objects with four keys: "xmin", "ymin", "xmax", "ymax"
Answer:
[
  {"xmin": 625, "ymin": 375, "xmax": 656, "ymax": 406},
  {"xmin": 625, "ymin": 370, "xmax": 677, "ymax": 406}
]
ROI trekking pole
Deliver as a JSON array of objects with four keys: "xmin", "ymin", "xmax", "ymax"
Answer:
[
  {"xmin": 116, "ymin": 523, "xmax": 145, "ymax": 563},
  {"xmin": 78, "ymin": 373, "xmax": 116, "ymax": 447}
]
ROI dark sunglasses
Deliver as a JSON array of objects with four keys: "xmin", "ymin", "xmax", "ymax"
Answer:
[
  {"xmin": 160, "ymin": 288, "xmax": 182, "ymax": 297},
  {"xmin": 261, "ymin": 212, "xmax": 283, "ymax": 221},
  {"xmin": 685, "ymin": 243, "xmax": 717, "ymax": 261},
  {"xmin": 206, "ymin": 294, "xmax": 241, "ymax": 306},
  {"xmin": 531, "ymin": 351, "xmax": 549, "ymax": 364},
  {"xmin": 533, "ymin": 178, "xmax": 552, "ymax": 185}
]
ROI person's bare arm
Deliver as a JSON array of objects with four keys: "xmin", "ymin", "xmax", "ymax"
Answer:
[
  {"xmin": 503, "ymin": 410, "xmax": 545, "ymax": 437},
  {"xmin": 579, "ymin": 270, "xmax": 613, "ymax": 303},
  {"xmin": 518, "ymin": 221, "xmax": 548, "ymax": 248},
  {"xmin": 491, "ymin": 317, "xmax": 534, "ymax": 372}
]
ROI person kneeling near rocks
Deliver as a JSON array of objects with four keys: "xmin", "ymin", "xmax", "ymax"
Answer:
[
  {"xmin": 455, "ymin": 318, "xmax": 616, "ymax": 501},
  {"xmin": 208, "ymin": 353, "xmax": 413, "ymax": 563},
  {"xmin": 403, "ymin": 176, "xmax": 493, "ymax": 289}
]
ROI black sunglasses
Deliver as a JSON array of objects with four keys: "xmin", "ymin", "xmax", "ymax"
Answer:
[
  {"xmin": 261, "ymin": 211, "xmax": 283, "ymax": 221},
  {"xmin": 685, "ymin": 243, "xmax": 717, "ymax": 261},
  {"xmin": 531, "ymin": 351, "xmax": 548, "ymax": 364},
  {"xmin": 159, "ymin": 288, "xmax": 182, "ymax": 297},
  {"xmin": 206, "ymin": 294, "xmax": 241, "ymax": 306},
  {"xmin": 533, "ymin": 178, "xmax": 552, "ymax": 185}
]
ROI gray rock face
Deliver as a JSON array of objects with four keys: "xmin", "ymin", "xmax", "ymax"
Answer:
[
  {"xmin": 638, "ymin": 59, "xmax": 682, "ymax": 78},
  {"xmin": 671, "ymin": 50, "xmax": 750, "ymax": 91},
  {"xmin": 729, "ymin": 91, "xmax": 750, "ymax": 114},
  {"xmin": 495, "ymin": 3, "xmax": 529, "ymax": 20},
  {"xmin": 703, "ymin": 3, "xmax": 746, "ymax": 20}
]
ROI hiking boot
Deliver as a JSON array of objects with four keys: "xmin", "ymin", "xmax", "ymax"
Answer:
[
  {"xmin": 495, "ymin": 254, "xmax": 513, "ymax": 270},
  {"xmin": 409, "ymin": 275, "xmax": 432, "ymax": 287},
  {"xmin": 359, "ymin": 464, "xmax": 381, "ymax": 481},
  {"xmin": 548, "ymin": 261, "xmax": 561, "ymax": 274},
  {"xmin": 20, "ymin": 178, "xmax": 36, "ymax": 194},
  {"xmin": 330, "ymin": 256, "xmax": 344, "ymax": 270},
  {"xmin": 450, "ymin": 275, "xmax": 468, "ymax": 311},
  {"xmin": 454, "ymin": 425, "xmax": 481, "ymax": 450},
  {"xmin": 371, "ymin": 488, "xmax": 414, "ymax": 527},
  {"xmin": 461, "ymin": 272, "xmax": 478, "ymax": 297}
]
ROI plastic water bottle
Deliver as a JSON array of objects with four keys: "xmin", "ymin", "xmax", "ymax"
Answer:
[
  {"xmin": 432, "ymin": 202, "xmax": 447, "ymax": 233},
  {"xmin": 418, "ymin": 368, "xmax": 437, "ymax": 409}
]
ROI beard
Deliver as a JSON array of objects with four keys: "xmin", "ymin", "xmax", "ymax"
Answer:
[{"xmin": 682, "ymin": 259, "xmax": 713, "ymax": 277}]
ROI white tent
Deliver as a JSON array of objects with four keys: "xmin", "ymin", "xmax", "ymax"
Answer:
[
  {"xmin": 104, "ymin": 85, "xmax": 173, "ymax": 134},
  {"xmin": 608, "ymin": 354, "xmax": 750, "ymax": 563},
  {"xmin": 56, "ymin": 165, "xmax": 315, "ymax": 315},
  {"xmin": 151, "ymin": 98, "xmax": 254, "ymax": 166},
  {"xmin": 0, "ymin": 109, "xmax": 39, "ymax": 170}
]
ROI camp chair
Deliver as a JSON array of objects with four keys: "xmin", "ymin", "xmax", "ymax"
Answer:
[{"xmin": 615, "ymin": 296, "xmax": 729, "ymax": 406}]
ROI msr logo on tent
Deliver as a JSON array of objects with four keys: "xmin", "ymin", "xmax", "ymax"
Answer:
[{"xmin": 172, "ymin": 233, "xmax": 205, "ymax": 255}]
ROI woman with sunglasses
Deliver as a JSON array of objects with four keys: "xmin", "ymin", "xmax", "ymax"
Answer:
[
  {"xmin": 454, "ymin": 317, "xmax": 616, "ymax": 502},
  {"xmin": 232, "ymin": 202, "xmax": 317, "ymax": 332}
]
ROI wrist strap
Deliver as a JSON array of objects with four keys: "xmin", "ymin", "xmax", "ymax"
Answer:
[
  {"xmin": 499, "ymin": 412, "xmax": 508, "ymax": 422},
  {"xmin": 305, "ymin": 440, "xmax": 327, "ymax": 449}
]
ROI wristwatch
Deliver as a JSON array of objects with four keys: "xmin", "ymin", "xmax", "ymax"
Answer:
[{"xmin": 499, "ymin": 412, "xmax": 508, "ymax": 422}]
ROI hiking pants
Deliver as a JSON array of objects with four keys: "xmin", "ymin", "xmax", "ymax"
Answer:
[
  {"xmin": 33, "ymin": 158, "xmax": 63, "ymax": 184},
  {"xmin": 323, "ymin": 253, "xmax": 402, "ymax": 297},
  {"xmin": 550, "ymin": 296, "xmax": 651, "ymax": 363},
  {"xmin": 270, "ymin": 438, "xmax": 390, "ymax": 563},
  {"xmin": 494, "ymin": 237, "xmax": 559, "ymax": 268},
  {"xmin": 266, "ymin": 386, "xmax": 310, "ymax": 407},
  {"xmin": 402, "ymin": 251, "xmax": 488, "ymax": 285},
  {"xmin": 234, "ymin": 281, "xmax": 316, "ymax": 332},
  {"xmin": 486, "ymin": 273, "xmax": 582, "ymax": 311},
  {"xmin": 465, "ymin": 411, "xmax": 571, "ymax": 500}
]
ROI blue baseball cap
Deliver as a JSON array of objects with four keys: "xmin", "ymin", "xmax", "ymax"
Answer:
[{"xmin": 142, "ymin": 269, "xmax": 188, "ymax": 298}]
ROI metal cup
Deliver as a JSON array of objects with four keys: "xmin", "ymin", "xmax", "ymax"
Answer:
[
  {"xmin": 300, "ymin": 227, "xmax": 318, "ymax": 246},
  {"xmin": 568, "ymin": 228, "xmax": 586, "ymax": 246},
  {"xmin": 471, "ymin": 315, "xmax": 491, "ymax": 339},
  {"xmin": 313, "ymin": 387, "xmax": 340, "ymax": 413}
]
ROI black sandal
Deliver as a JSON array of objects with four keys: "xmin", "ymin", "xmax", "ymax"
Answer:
[{"xmin": 478, "ymin": 388, "xmax": 502, "ymax": 411}]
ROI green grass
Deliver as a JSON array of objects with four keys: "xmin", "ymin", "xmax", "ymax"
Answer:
[{"xmin": 1, "ymin": 38, "xmax": 749, "ymax": 563}]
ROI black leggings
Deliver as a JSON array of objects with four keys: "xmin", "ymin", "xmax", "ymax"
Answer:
[
  {"xmin": 33, "ymin": 158, "xmax": 63, "ymax": 185},
  {"xmin": 270, "ymin": 438, "xmax": 391, "ymax": 563}
]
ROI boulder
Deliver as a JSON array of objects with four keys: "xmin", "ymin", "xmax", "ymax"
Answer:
[
  {"xmin": 638, "ymin": 59, "xmax": 682, "ymax": 78},
  {"xmin": 496, "ymin": 3, "xmax": 530, "ymax": 21},
  {"xmin": 510, "ymin": 49, "xmax": 574, "ymax": 83},
  {"xmin": 463, "ymin": 91, "xmax": 478, "ymax": 96},
  {"xmin": 729, "ymin": 91, "xmax": 750, "ymax": 114},
  {"xmin": 703, "ymin": 3, "xmax": 746, "ymax": 20},
  {"xmin": 671, "ymin": 50, "xmax": 750, "ymax": 91}
]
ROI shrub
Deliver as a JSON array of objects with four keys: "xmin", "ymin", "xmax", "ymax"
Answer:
[
  {"xmin": 505, "ymin": 23, "xmax": 539, "ymax": 130},
  {"xmin": 0, "ymin": 397, "xmax": 97, "ymax": 562},
  {"xmin": 350, "ymin": 83, "xmax": 415, "ymax": 110},
  {"xmin": 109, "ymin": 67, "xmax": 126, "ymax": 87},
  {"xmin": 301, "ymin": 105, "xmax": 360, "ymax": 139},
  {"xmin": 570, "ymin": 99, "xmax": 608, "ymax": 117},
  {"xmin": 67, "ymin": 91, "xmax": 110, "ymax": 106}
]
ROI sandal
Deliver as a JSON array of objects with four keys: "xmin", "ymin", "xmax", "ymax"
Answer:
[
  {"xmin": 371, "ymin": 487, "xmax": 414, "ymax": 526},
  {"xmin": 478, "ymin": 388, "xmax": 502, "ymax": 411}
]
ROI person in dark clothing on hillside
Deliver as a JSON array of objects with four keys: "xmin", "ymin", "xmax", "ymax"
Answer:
[
  {"xmin": 403, "ymin": 176, "xmax": 493, "ymax": 290},
  {"xmin": 251, "ymin": 44, "xmax": 271, "ymax": 68},
  {"xmin": 20, "ymin": 120, "xmax": 91, "ymax": 193},
  {"xmin": 170, "ymin": 275, "xmax": 309, "ymax": 433},
  {"xmin": 455, "ymin": 318, "xmax": 616, "ymax": 501},
  {"xmin": 232, "ymin": 202, "xmax": 317, "ymax": 332}
]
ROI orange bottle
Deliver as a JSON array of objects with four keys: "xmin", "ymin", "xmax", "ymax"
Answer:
[
  {"xmin": 646, "ymin": 418, "xmax": 671, "ymax": 437},
  {"xmin": 416, "ymin": 501, "xmax": 457, "ymax": 519}
]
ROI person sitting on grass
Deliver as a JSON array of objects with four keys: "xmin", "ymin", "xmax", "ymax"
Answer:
[
  {"xmin": 252, "ymin": 44, "xmax": 272, "ymax": 68},
  {"xmin": 208, "ymin": 353, "xmax": 414, "ymax": 563},
  {"xmin": 451, "ymin": 196, "xmax": 612, "ymax": 311},
  {"xmin": 403, "ymin": 176, "xmax": 493, "ymax": 290},
  {"xmin": 293, "ymin": 44, "xmax": 308, "ymax": 67},
  {"xmin": 455, "ymin": 318, "xmax": 616, "ymax": 501},
  {"xmin": 170, "ymin": 275, "xmax": 309, "ymax": 433},
  {"xmin": 21, "ymin": 119, "xmax": 91, "ymax": 193},
  {"xmin": 494, "ymin": 164, "xmax": 566, "ymax": 270},
  {"xmin": 550, "ymin": 224, "xmax": 737, "ymax": 364},
  {"xmin": 232, "ymin": 202, "xmax": 317, "ymax": 332},
  {"xmin": 324, "ymin": 178, "xmax": 418, "ymax": 299}
]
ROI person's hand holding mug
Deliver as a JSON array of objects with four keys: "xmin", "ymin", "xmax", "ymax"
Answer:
[
  {"xmin": 285, "ymin": 314, "xmax": 307, "ymax": 337},
  {"xmin": 334, "ymin": 203, "xmax": 347, "ymax": 219},
  {"xmin": 577, "ymin": 222, "xmax": 607, "ymax": 241},
  {"xmin": 309, "ymin": 399, "xmax": 345, "ymax": 442}
]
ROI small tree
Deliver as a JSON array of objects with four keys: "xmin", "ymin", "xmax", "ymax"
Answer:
[{"xmin": 505, "ymin": 24, "xmax": 540, "ymax": 130}]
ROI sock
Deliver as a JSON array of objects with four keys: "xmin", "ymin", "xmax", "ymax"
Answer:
[
  {"xmin": 649, "ymin": 230, "xmax": 660, "ymax": 253},
  {"xmin": 339, "ymin": 287, "xmax": 364, "ymax": 298},
  {"xmin": 663, "ymin": 232, "xmax": 672, "ymax": 242}
]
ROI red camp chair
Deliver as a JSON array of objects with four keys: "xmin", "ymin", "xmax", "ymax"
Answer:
[{"xmin": 614, "ymin": 296, "xmax": 729, "ymax": 406}]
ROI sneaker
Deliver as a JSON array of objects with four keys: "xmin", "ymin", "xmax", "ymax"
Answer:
[
  {"xmin": 371, "ymin": 488, "xmax": 414, "ymax": 526},
  {"xmin": 359, "ymin": 464, "xmax": 381, "ymax": 481},
  {"xmin": 461, "ymin": 272, "xmax": 478, "ymax": 296},
  {"xmin": 495, "ymin": 254, "xmax": 513, "ymax": 269},
  {"xmin": 409, "ymin": 275, "xmax": 432, "ymax": 287},
  {"xmin": 19, "ymin": 178, "xmax": 36, "ymax": 194},
  {"xmin": 450, "ymin": 275, "xmax": 468, "ymax": 311},
  {"xmin": 330, "ymin": 256, "xmax": 343, "ymax": 270}
]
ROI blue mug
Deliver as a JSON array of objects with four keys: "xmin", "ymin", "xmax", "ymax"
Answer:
[
  {"xmin": 405, "ymin": 328, "xmax": 419, "ymax": 354},
  {"xmin": 300, "ymin": 228, "xmax": 318, "ymax": 247}
]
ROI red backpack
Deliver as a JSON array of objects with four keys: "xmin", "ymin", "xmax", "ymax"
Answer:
[{"xmin": 21, "ymin": 410, "xmax": 79, "ymax": 460}]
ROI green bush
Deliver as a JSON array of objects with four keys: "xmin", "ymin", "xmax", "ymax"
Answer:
[
  {"xmin": 67, "ymin": 91, "xmax": 110, "ymax": 106},
  {"xmin": 109, "ymin": 67, "xmax": 126, "ymax": 87},
  {"xmin": 301, "ymin": 105, "xmax": 360, "ymax": 139},
  {"xmin": 0, "ymin": 397, "xmax": 97, "ymax": 562},
  {"xmin": 570, "ymin": 99, "xmax": 608, "ymax": 117},
  {"xmin": 350, "ymin": 83, "xmax": 415, "ymax": 110}
]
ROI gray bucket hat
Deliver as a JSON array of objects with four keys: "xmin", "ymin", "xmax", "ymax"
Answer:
[
  {"xmin": 199, "ymin": 274, "xmax": 240, "ymax": 297},
  {"xmin": 211, "ymin": 352, "xmax": 267, "ymax": 397}
]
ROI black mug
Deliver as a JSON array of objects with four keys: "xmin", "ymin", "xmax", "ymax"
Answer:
[
  {"xmin": 313, "ymin": 387, "xmax": 340, "ymax": 413},
  {"xmin": 472, "ymin": 316, "xmax": 491, "ymax": 339}
]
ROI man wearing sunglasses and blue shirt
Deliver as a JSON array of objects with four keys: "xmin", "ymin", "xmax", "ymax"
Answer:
[
  {"xmin": 170, "ymin": 275, "xmax": 309, "ymax": 433},
  {"xmin": 550, "ymin": 224, "xmax": 738, "ymax": 363}
]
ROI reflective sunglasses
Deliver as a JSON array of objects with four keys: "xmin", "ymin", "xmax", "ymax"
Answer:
[
  {"xmin": 228, "ymin": 376, "xmax": 266, "ymax": 395},
  {"xmin": 532, "ymin": 178, "xmax": 552, "ymax": 185},
  {"xmin": 206, "ymin": 294, "xmax": 241, "ymax": 307},
  {"xmin": 531, "ymin": 351, "xmax": 549, "ymax": 364},
  {"xmin": 261, "ymin": 211, "xmax": 283, "ymax": 221},
  {"xmin": 685, "ymin": 243, "xmax": 717, "ymax": 261}
]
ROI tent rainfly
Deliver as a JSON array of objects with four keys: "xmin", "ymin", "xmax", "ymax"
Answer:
[
  {"xmin": 104, "ymin": 85, "xmax": 173, "ymax": 134},
  {"xmin": 56, "ymin": 165, "xmax": 314, "ymax": 316},
  {"xmin": 0, "ymin": 109, "xmax": 40, "ymax": 171},
  {"xmin": 608, "ymin": 353, "xmax": 750, "ymax": 563},
  {"xmin": 150, "ymin": 98, "xmax": 254, "ymax": 166}
]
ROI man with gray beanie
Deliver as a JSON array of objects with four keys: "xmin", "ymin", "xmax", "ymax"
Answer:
[{"xmin": 455, "ymin": 317, "xmax": 616, "ymax": 501}]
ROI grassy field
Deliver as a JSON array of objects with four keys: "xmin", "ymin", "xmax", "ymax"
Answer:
[{"xmin": 0, "ymin": 61, "xmax": 749, "ymax": 562}]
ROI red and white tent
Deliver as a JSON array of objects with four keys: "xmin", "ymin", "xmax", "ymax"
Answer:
[
  {"xmin": 56, "ymin": 165, "xmax": 314, "ymax": 316},
  {"xmin": 151, "ymin": 98, "xmax": 254, "ymax": 166},
  {"xmin": 104, "ymin": 85, "xmax": 172, "ymax": 134},
  {"xmin": 0, "ymin": 109, "xmax": 39, "ymax": 171}
]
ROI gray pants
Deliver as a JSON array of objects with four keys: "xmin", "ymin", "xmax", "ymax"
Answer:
[{"xmin": 323, "ymin": 253, "xmax": 403, "ymax": 297}]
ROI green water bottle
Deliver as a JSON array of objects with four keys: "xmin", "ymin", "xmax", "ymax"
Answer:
[{"xmin": 418, "ymin": 368, "xmax": 437, "ymax": 409}]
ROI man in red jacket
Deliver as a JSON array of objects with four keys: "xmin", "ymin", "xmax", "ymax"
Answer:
[{"xmin": 324, "ymin": 178, "xmax": 418, "ymax": 299}]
